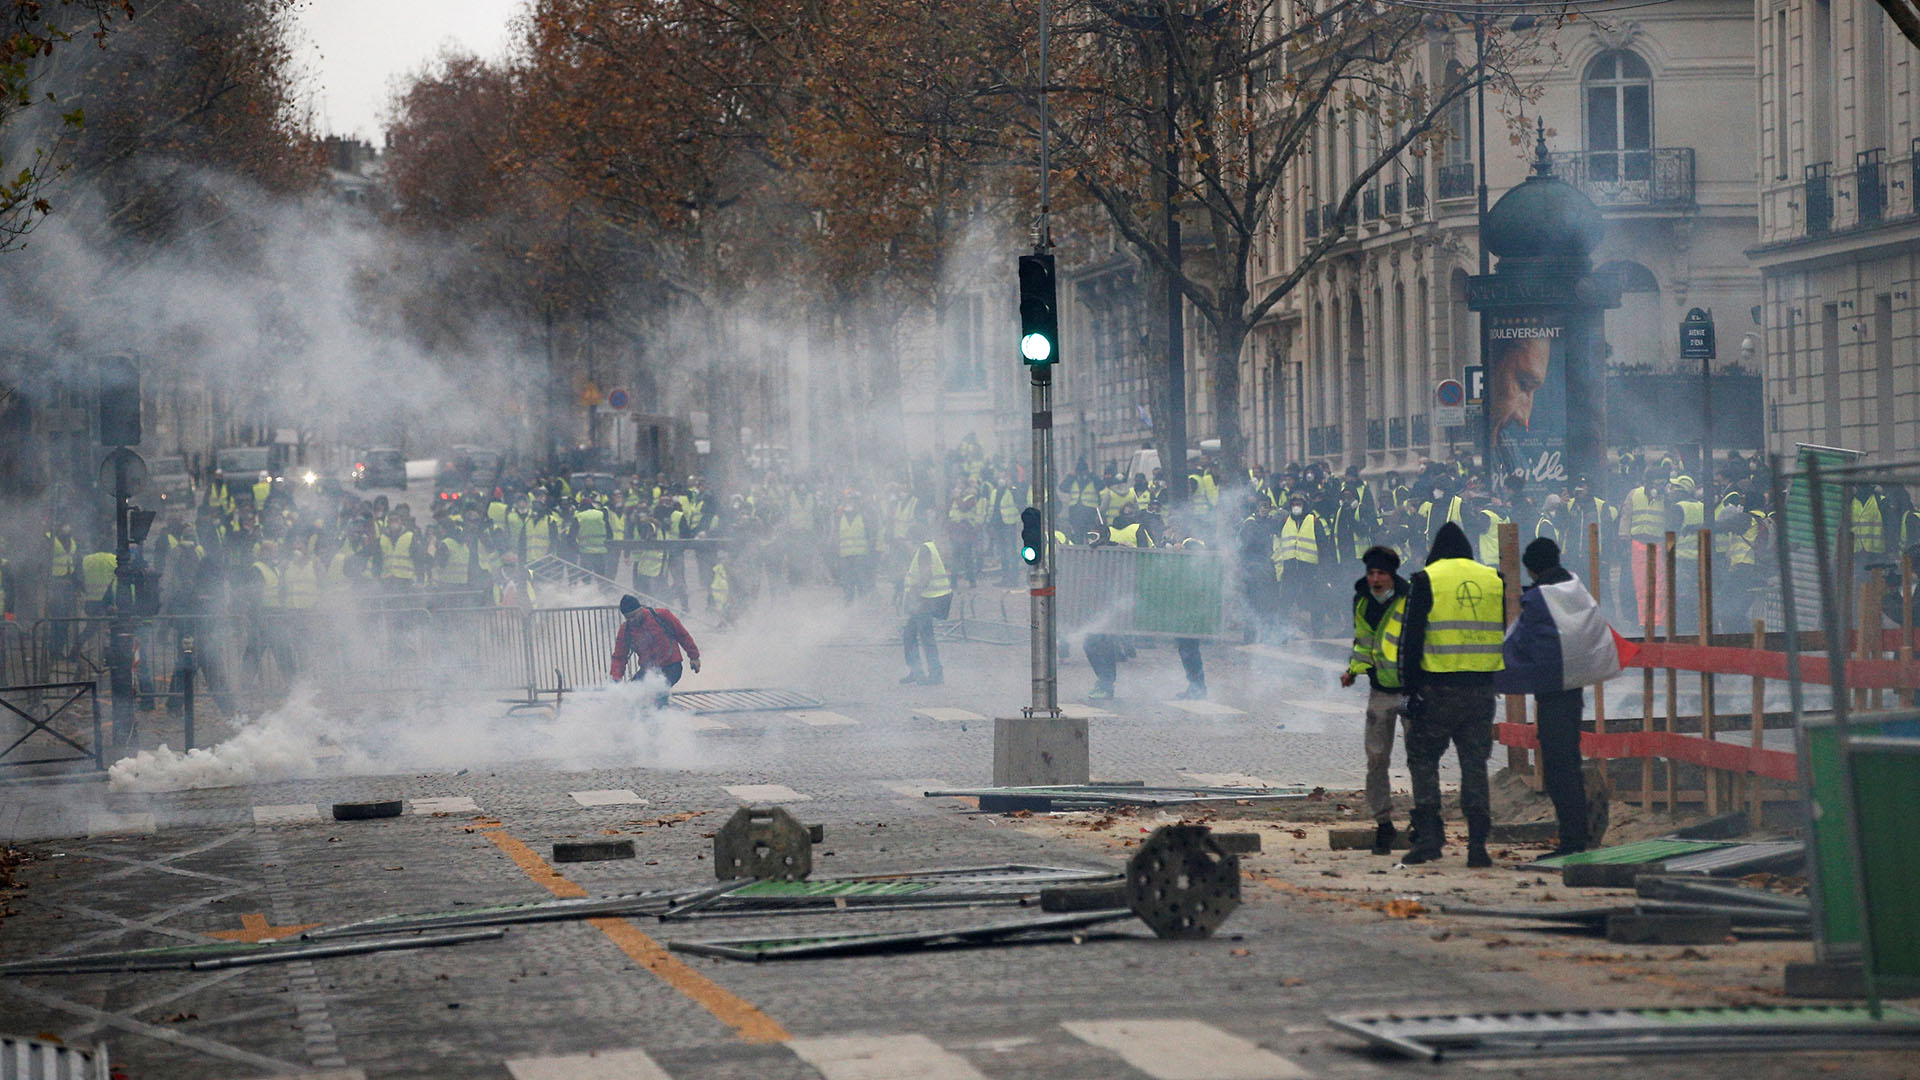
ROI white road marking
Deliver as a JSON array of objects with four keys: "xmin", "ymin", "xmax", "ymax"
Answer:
[
  {"xmin": 1061, "ymin": 1019, "xmax": 1309, "ymax": 1079},
  {"xmin": 789, "ymin": 710, "xmax": 859, "ymax": 726},
  {"xmin": 1164, "ymin": 699, "xmax": 1247, "ymax": 717},
  {"xmin": 724, "ymin": 784, "xmax": 811, "ymax": 802},
  {"xmin": 504, "ymin": 1048, "xmax": 672, "ymax": 1080},
  {"xmin": 251, "ymin": 804, "xmax": 320, "ymax": 825},
  {"xmin": 788, "ymin": 1034, "xmax": 989, "ymax": 1080},
  {"xmin": 878, "ymin": 778, "xmax": 949, "ymax": 797},
  {"xmin": 1059, "ymin": 703, "xmax": 1116, "ymax": 718},
  {"xmin": 1237, "ymin": 643, "xmax": 1349, "ymax": 672},
  {"xmin": 913, "ymin": 706, "xmax": 987, "ymax": 723},
  {"xmin": 245, "ymin": 1071, "xmax": 366, "ymax": 1080},
  {"xmin": 408, "ymin": 797, "xmax": 479, "ymax": 815},
  {"xmin": 568, "ymin": 789, "xmax": 646, "ymax": 808},
  {"xmin": 1181, "ymin": 772, "xmax": 1287, "ymax": 790},
  {"xmin": 85, "ymin": 811, "xmax": 156, "ymax": 837}
]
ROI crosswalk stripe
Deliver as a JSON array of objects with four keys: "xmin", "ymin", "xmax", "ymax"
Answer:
[
  {"xmin": 504, "ymin": 1048, "xmax": 672, "ymax": 1080},
  {"xmin": 723, "ymin": 783, "xmax": 811, "ymax": 802},
  {"xmin": 912, "ymin": 706, "xmax": 987, "ymax": 723},
  {"xmin": 409, "ymin": 797, "xmax": 480, "ymax": 815},
  {"xmin": 788, "ymin": 1034, "xmax": 989, "ymax": 1080},
  {"xmin": 1164, "ymin": 699, "xmax": 1246, "ymax": 717},
  {"xmin": 1236, "ymin": 643, "xmax": 1348, "ymax": 672},
  {"xmin": 1061, "ymin": 1019, "xmax": 1309, "ymax": 1079},
  {"xmin": 251, "ymin": 804, "xmax": 321, "ymax": 825},
  {"xmin": 789, "ymin": 710, "xmax": 858, "ymax": 726},
  {"xmin": 1180, "ymin": 772, "xmax": 1287, "ymax": 790},
  {"xmin": 569, "ymin": 790, "xmax": 646, "ymax": 807}
]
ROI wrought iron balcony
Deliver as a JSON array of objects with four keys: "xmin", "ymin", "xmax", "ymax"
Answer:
[
  {"xmin": 1856, "ymin": 148, "xmax": 1885, "ymax": 225},
  {"xmin": 1547, "ymin": 148, "xmax": 1694, "ymax": 208},
  {"xmin": 1805, "ymin": 162, "xmax": 1832, "ymax": 237},
  {"xmin": 1362, "ymin": 188, "xmax": 1380, "ymax": 221},
  {"xmin": 1389, "ymin": 416, "xmax": 1407, "ymax": 448},
  {"xmin": 1384, "ymin": 181, "xmax": 1402, "ymax": 215},
  {"xmin": 1321, "ymin": 204, "xmax": 1337, "ymax": 234},
  {"xmin": 1407, "ymin": 173, "xmax": 1426, "ymax": 209},
  {"xmin": 1304, "ymin": 202, "xmax": 1320, "ymax": 239},
  {"xmin": 1436, "ymin": 162, "xmax": 1475, "ymax": 199}
]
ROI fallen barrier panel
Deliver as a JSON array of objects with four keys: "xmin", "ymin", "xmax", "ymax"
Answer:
[
  {"xmin": 0, "ymin": 681, "xmax": 103, "ymax": 773},
  {"xmin": 528, "ymin": 606, "xmax": 620, "ymax": 695}
]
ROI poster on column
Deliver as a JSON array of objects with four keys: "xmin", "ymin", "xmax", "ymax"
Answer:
[{"xmin": 1486, "ymin": 310, "xmax": 1568, "ymax": 484}]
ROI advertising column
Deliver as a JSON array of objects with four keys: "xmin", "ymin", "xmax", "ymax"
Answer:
[{"xmin": 1485, "ymin": 310, "xmax": 1569, "ymax": 485}]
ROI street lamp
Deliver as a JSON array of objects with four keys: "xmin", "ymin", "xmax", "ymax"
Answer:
[{"xmin": 1474, "ymin": 9, "xmax": 1535, "ymax": 484}]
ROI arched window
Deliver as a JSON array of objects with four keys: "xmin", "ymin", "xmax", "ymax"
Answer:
[{"xmin": 1584, "ymin": 50, "xmax": 1652, "ymax": 182}]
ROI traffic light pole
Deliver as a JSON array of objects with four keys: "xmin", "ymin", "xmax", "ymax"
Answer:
[
  {"xmin": 1029, "ymin": 372, "xmax": 1058, "ymax": 718},
  {"xmin": 109, "ymin": 451, "xmax": 135, "ymax": 749}
]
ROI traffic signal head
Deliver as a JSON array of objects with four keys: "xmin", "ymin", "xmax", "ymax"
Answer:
[
  {"xmin": 96, "ymin": 355, "xmax": 141, "ymax": 447},
  {"xmin": 1020, "ymin": 506, "xmax": 1044, "ymax": 564},
  {"xmin": 1017, "ymin": 254, "xmax": 1057, "ymax": 369}
]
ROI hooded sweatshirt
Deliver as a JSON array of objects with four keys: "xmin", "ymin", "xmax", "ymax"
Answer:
[
  {"xmin": 1352, "ymin": 572, "xmax": 1409, "ymax": 691},
  {"xmin": 1398, "ymin": 521, "xmax": 1501, "ymax": 692}
]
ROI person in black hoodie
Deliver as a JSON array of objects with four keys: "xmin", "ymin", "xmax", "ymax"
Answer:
[
  {"xmin": 1341, "ymin": 546, "xmax": 1410, "ymax": 854},
  {"xmin": 1397, "ymin": 520, "xmax": 1506, "ymax": 867}
]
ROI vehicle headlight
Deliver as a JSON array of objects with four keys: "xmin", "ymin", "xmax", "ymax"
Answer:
[{"xmin": 301, "ymin": 470, "xmax": 318, "ymax": 486}]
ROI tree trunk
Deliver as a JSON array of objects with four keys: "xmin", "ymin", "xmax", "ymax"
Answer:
[{"xmin": 1211, "ymin": 316, "xmax": 1248, "ymax": 478}]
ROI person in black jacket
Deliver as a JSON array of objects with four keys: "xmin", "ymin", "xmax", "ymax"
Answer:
[{"xmin": 1516, "ymin": 537, "xmax": 1591, "ymax": 855}]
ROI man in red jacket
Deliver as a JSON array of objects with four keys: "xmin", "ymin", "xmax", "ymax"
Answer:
[{"xmin": 610, "ymin": 594, "xmax": 701, "ymax": 707}]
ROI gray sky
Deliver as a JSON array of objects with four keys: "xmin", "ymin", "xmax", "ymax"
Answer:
[{"xmin": 293, "ymin": 0, "xmax": 524, "ymax": 142}]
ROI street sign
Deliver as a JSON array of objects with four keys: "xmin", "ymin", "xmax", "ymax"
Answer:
[
  {"xmin": 1463, "ymin": 365, "xmax": 1485, "ymax": 405},
  {"xmin": 1434, "ymin": 379, "xmax": 1466, "ymax": 429},
  {"xmin": 1681, "ymin": 307, "xmax": 1716, "ymax": 360},
  {"xmin": 607, "ymin": 388, "xmax": 630, "ymax": 410}
]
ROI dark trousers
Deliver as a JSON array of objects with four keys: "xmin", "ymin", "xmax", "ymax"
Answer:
[
  {"xmin": 1085, "ymin": 633, "xmax": 1122, "ymax": 691},
  {"xmin": 903, "ymin": 594, "xmax": 952, "ymax": 678},
  {"xmin": 632, "ymin": 660, "xmax": 684, "ymax": 708},
  {"xmin": 1177, "ymin": 638, "xmax": 1204, "ymax": 689},
  {"xmin": 1535, "ymin": 687, "xmax": 1591, "ymax": 848},
  {"xmin": 1406, "ymin": 682, "xmax": 1495, "ymax": 847}
]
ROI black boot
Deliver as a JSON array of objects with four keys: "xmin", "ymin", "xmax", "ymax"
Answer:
[
  {"xmin": 1401, "ymin": 810, "xmax": 1444, "ymax": 864},
  {"xmin": 1465, "ymin": 813, "xmax": 1492, "ymax": 868},
  {"xmin": 1371, "ymin": 821, "xmax": 1397, "ymax": 856}
]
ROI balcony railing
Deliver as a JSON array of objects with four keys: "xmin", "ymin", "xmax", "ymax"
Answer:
[
  {"xmin": 1362, "ymin": 188, "xmax": 1380, "ymax": 221},
  {"xmin": 1304, "ymin": 203, "xmax": 1320, "ymax": 239},
  {"xmin": 1389, "ymin": 416, "xmax": 1407, "ymax": 448},
  {"xmin": 1547, "ymin": 148, "xmax": 1694, "ymax": 208},
  {"xmin": 1436, "ymin": 162, "xmax": 1475, "ymax": 199},
  {"xmin": 1856, "ymin": 148, "xmax": 1885, "ymax": 226},
  {"xmin": 1407, "ymin": 173, "xmax": 1426, "ymax": 209},
  {"xmin": 1806, "ymin": 162, "xmax": 1832, "ymax": 236},
  {"xmin": 1384, "ymin": 181, "xmax": 1402, "ymax": 215}
]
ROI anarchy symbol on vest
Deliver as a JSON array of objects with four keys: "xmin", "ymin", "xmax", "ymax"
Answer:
[{"xmin": 1454, "ymin": 578, "xmax": 1485, "ymax": 616}]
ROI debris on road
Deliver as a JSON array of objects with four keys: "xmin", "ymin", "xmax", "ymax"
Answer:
[
  {"xmin": 552, "ymin": 839, "xmax": 636, "ymax": 863},
  {"xmin": 713, "ymin": 806, "xmax": 818, "ymax": 881},
  {"xmin": 668, "ymin": 909, "xmax": 1137, "ymax": 962},
  {"xmin": 924, "ymin": 783, "xmax": 1310, "ymax": 813},
  {"xmin": 0, "ymin": 928, "xmax": 507, "ymax": 976},
  {"xmin": 331, "ymin": 800, "xmax": 403, "ymax": 821},
  {"xmin": 1329, "ymin": 1004, "xmax": 1920, "ymax": 1062}
]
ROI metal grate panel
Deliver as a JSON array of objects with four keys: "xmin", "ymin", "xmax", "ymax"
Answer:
[
  {"xmin": 670, "ymin": 688, "xmax": 824, "ymax": 714},
  {"xmin": 1659, "ymin": 840, "xmax": 1806, "ymax": 876},
  {"xmin": 0, "ymin": 1034, "xmax": 109, "ymax": 1079},
  {"xmin": 1531, "ymin": 839, "xmax": 1731, "ymax": 868}
]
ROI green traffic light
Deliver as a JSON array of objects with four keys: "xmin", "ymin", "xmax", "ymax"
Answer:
[
  {"xmin": 1022, "ymin": 544, "xmax": 1038, "ymax": 563},
  {"xmin": 1020, "ymin": 332, "xmax": 1053, "ymax": 363}
]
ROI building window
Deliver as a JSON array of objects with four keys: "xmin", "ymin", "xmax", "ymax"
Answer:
[
  {"xmin": 947, "ymin": 293, "xmax": 986, "ymax": 392},
  {"xmin": 1584, "ymin": 50, "xmax": 1652, "ymax": 182}
]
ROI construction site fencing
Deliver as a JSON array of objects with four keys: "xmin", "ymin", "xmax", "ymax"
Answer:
[
  {"xmin": 0, "ymin": 681, "xmax": 103, "ymax": 774},
  {"xmin": 3, "ymin": 603, "xmax": 624, "ymax": 734}
]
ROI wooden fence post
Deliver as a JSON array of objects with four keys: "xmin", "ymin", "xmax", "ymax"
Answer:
[
  {"xmin": 1589, "ymin": 522, "xmax": 1605, "ymax": 731},
  {"xmin": 1903, "ymin": 555, "xmax": 1914, "ymax": 709},
  {"xmin": 1498, "ymin": 522, "xmax": 1528, "ymax": 774},
  {"xmin": 1749, "ymin": 618, "xmax": 1766, "ymax": 829},
  {"xmin": 1698, "ymin": 529, "xmax": 1716, "ymax": 813},
  {"xmin": 1664, "ymin": 530, "xmax": 1678, "ymax": 815},
  {"xmin": 1642, "ymin": 540, "xmax": 1657, "ymax": 811}
]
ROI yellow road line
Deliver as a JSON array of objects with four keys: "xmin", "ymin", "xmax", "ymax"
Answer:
[{"xmin": 480, "ymin": 827, "xmax": 790, "ymax": 1043}]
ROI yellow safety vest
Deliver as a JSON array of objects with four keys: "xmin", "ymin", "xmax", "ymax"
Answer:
[
  {"xmin": 1675, "ymin": 501, "xmax": 1705, "ymax": 562},
  {"xmin": 1108, "ymin": 523, "xmax": 1143, "ymax": 548},
  {"xmin": 253, "ymin": 561, "xmax": 282, "ymax": 607},
  {"xmin": 1278, "ymin": 514, "xmax": 1320, "ymax": 564},
  {"xmin": 440, "ymin": 537, "xmax": 471, "ymax": 585},
  {"xmin": 632, "ymin": 523, "xmax": 666, "ymax": 577},
  {"xmin": 908, "ymin": 540, "xmax": 952, "ymax": 599},
  {"xmin": 48, "ymin": 534, "xmax": 76, "ymax": 579},
  {"xmin": 1351, "ymin": 593, "xmax": 1406, "ymax": 690},
  {"xmin": 82, "ymin": 551, "xmax": 117, "ymax": 599},
  {"xmin": 252, "ymin": 480, "xmax": 271, "ymax": 507},
  {"xmin": 526, "ymin": 515, "xmax": 557, "ymax": 561},
  {"xmin": 1628, "ymin": 487, "xmax": 1666, "ymax": 541},
  {"xmin": 1100, "ymin": 487, "xmax": 1137, "ymax": 520},
  {"xmin": 282, "ymin": 560, "xmax": 319, "ymax": 608},
  {"xmin": 576, "ymin": 509, "xmax": 610, "ymax": 555},
  {"xmin": 1714, "ymin": 513, "xmax": 1758, "ymax": 567},
  {"xmin": 710, "ymin": 563, "xmax": 730, "ymax": 611},
  {"xmin": 838, "ymin": 514, "xmax": 871, "ymax": 557},
  {"xmin": 1476, "ymin": 510, "xmax": 1506, "ymax": 565},
  {"xmin": 996, "ymin": 487, "xmax": 1023, "ymax": 526},
  {"xmin": 1852, "ymin": 496, "xmax": 1885, "ymax": 554},
  {"xmin": 1411, "ymin": 558, "xmax": 1506, "ymax": 673},
  {"xmin": 1421, "ymin": 496, "xmax": 1464, "ymax": 540},
  {"xmin": 382, "ymin": 532, "xmax": 415, "ymax": 581}
]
